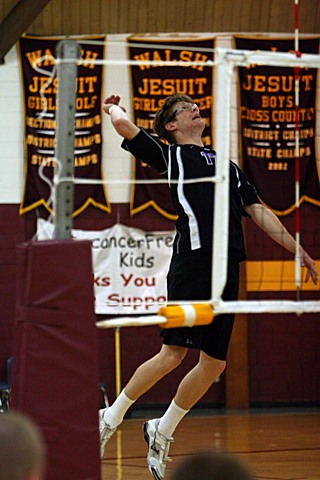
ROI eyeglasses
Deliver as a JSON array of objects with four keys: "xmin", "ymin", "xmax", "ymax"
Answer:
[{"xmin": 171, "ymin": 102, "xmax": 199, "ymax": 119}]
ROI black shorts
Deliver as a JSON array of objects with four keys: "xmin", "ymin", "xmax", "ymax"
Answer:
[{"xmin": 160, "ymin": 250, "xmax": 240, "ymax": 360}]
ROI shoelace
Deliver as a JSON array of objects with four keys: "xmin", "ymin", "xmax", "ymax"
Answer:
[{"xmin": 152, "ymin": 429, "xmax": 174, "ymax": 464}]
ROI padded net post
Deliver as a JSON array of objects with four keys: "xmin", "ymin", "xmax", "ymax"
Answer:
[{"xmin": 11, "ymin": 239, "xmax": 100, "ymax": 480}]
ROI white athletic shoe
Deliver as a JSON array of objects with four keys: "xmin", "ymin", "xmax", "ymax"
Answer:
[
  {"xmin": 143, "ymin": 419, "xmax": 174, "ymax": 480},
  {"xmin": 99, "ymin": 408, "xmax": 117, "ymax": 458}
]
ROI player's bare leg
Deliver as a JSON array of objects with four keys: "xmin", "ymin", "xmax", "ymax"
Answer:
[{"xmin": 99, "ymin": 345, "xmax": 187, "ymax": 458}]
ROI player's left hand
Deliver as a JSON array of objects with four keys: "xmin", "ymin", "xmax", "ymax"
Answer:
[{"xmin": 300, "ymin": 249, "xmax": 318, "ymax": 284}]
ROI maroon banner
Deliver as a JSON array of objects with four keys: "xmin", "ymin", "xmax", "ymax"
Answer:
[
  {"xmin": 234, "ymin": 36, "xmax": 320, "ymax": 214},
  {"xmin": 128, "ymin": 36, "xmax": 215, "ymax": 218},
  {"xmin": 18, "ymin": 35, "xmax": 110, "ymax": 216}
]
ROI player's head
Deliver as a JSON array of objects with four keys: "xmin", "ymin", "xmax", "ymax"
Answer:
[
  {"xmin": 153, "ymin": 93, "xmax": 200, "ymax": 143},
  {"xmin": 0, "ymin": 411, "xmax": 46, "ymax": 480}
]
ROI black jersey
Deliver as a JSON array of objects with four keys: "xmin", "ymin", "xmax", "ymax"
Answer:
[{"xmin": 122, "ymin": 129, "xmax": 260, "ymax": 260}]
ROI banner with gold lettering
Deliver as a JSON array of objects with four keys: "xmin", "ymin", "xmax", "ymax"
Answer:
[
  {"xmin": 128, "ymin": 36, "xmax": 215, "ymax": 218},
  {"xmin": 234, "ymin": 36, "xmax": 320, "ymax": 214},
  {"xmin": 18, "ymin": 35, "xmax": 110, "ymax": 216}
]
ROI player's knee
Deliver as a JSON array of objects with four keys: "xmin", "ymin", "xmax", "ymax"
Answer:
[
  {"xmin": 215, "ymin": 359, "xmax": 226, "ymax": 375},
  {"xmin": 200, "ymin": 354, "xmax": 226, "ymax": 376},
  {"xmin": 160, "ymin": 345, "xmax": 187, "ymax": 372}
]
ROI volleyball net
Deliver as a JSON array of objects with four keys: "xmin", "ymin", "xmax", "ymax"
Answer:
[{"xmin": 34, "ymin": 39, "xmax": 320, "ymax": 329}]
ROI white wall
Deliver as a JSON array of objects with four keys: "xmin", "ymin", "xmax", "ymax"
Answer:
[
  {"xmin": 0, "ymin": 34, "xmax": 319, "ymax": 205},
  {"xmin": 0, "ymin": 46, "xmax": 25, "ymax": 203}
]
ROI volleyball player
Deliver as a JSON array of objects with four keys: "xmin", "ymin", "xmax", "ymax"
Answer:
[{"xmin": 100, "ymin": 93, "xmax": 318, "ymax": 480}]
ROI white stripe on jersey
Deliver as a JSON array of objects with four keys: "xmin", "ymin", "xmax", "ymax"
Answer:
[
  {"xmin": 232, "ymin": 163, "xmax": 241, "ymax": 188},
  {"xmin": 168, "ymin": 147, "xmax": 172, "ymax": 187},
  {"xmin": 176, "ymin": 146, "xmax": 201, "ymax": 250}
]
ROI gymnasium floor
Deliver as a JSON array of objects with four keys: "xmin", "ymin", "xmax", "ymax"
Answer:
[{"xmin": 101, "ymin": 407, "xmax": 320, "ymax": 480}]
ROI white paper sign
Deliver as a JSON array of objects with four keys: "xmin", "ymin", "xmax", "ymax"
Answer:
[{"xmin": 37, "ymin": 219, "xmax": 175, "ymax": 314}]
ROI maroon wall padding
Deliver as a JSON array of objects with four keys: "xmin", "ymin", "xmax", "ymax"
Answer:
[
  {"xmin": 0, "ymin": 204, "xmax": 25, "ymax": 379},
  {"xmin": 10, "ymin": 239, "xmax": 101, "ymax": 480}
]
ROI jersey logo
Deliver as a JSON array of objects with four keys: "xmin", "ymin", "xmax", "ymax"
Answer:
[{"xmin": 200, "ymin": 151, "xmax": 215, "ymax": 165}]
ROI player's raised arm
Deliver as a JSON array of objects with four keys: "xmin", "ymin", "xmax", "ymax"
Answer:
[
  {"xmin": 103, "ymin": 95, "xmax": 140, "ymax": 140},
  {"xmin": 245, "ymin": 203, "xmax": 318, "ymax": 285}
]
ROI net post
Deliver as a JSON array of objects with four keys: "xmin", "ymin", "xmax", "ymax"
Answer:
[
  {"xmin": 212, "ymin": 48, "xmax": 234, "ymax": 304},
  {"xmin": 53, "ymin": 40, "xmax": 81, "ymax": 239}
]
